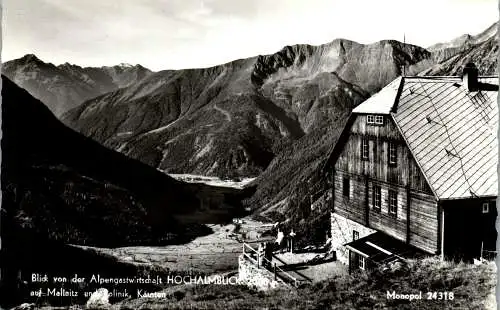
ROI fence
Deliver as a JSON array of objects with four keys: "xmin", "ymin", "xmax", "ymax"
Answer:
[
  {"xmin": 241, "ymin": 243, "xmax": 301, "ymax": 287},
  {"xmin": 481, "ymin": 249, "xmax": 497, "ymax": 261}
]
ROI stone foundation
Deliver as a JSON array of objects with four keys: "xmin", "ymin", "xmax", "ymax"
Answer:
[
  {"xmin": 330, "ymin": 212, "xmax": 376, "ymax": 264},
  {"xmin": 237, "ymin": 255, "xmax": 282, "ymax": 291}
]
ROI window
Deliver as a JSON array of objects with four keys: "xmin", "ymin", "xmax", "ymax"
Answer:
[
  {"xmin": 353, "ymin": 230, "xmax": 359, "ymax": 241},
  {"xmin": 482, "ymin": 202, "xmax": 489, "ymax": 213},
  {"xmin": 373, "ymin": 185, "xmax": 381, "ymax": 211},
  {"xmin": 343, "ymin": 177, "xmax": 350, "ymax": 198},
  {"xmin": 389, "ymin": 190, "xmax": 398, "ymax": 216},
  {"xmin": 357, "ymin": 255, "xmax": 365, "ymax": 270},
  {"xmin": 389, "ymin": 143, "xmax": 397, "ymax": 165},
  {"xmin": 367, "ymin": 114, "xmax": 384, "ymax": 125},
  {"xmin": 361, "ymin": 138, "xmax": 369, "ymax": 160}
]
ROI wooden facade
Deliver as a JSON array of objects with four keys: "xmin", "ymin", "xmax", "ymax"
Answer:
[
  {"xmin": 328, "ymin": 114, "xmax": 497, "ymax": 267},
  {"xmin": 326, "ymin": 74, "xmax": 498, "ymax": 270},
  {"xmin": 332, "ymin": 114, "xmax": 440, "ymax": 255}
]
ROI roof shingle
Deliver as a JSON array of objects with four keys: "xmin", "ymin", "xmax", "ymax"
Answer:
[{"xmin": 354, "ymin": 76, "xmax": 498, "ymax": 199}]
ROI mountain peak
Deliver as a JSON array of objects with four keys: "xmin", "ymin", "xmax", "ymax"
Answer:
[
  {"xmin": 58, "ymin": 62, "xmax": 81, "ymax": 69},
  {"xmin": 19, "ymin": 53, "xmax": 43, "ymax": 64},
  {"xmin": 118, "ymin": 62, "xmax": 134, "ymax": 68}
]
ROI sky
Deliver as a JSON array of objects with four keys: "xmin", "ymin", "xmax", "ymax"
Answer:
[{"xmin": 2, "ymin": 0, "xmax": 498, "ymax": 71}]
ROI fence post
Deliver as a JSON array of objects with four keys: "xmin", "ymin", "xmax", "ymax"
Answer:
[
  {"xmin": 274, "ymin": 263, "xmax": 276, "ymax": 280},
  {"xmin": 257, "ymin": 247, "xmax": 260, "ymax": 268}
]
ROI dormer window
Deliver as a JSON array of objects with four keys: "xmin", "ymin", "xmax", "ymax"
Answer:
[{"xmin": 367, "ymin": 115, "xmax": 384, "ymax": 125}]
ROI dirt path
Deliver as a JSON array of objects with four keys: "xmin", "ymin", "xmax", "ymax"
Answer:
[
  {"xmin": 78, "ymin": 219, "xmax": 275, "ymax": 274},
  {"xmin": 213, "ymin": 104, "xmax": 231, "ymax": 122}
]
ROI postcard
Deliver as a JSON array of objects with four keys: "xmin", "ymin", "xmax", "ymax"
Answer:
[{"xmin": 0, "ymin": 1, "xmax": 498, "ymax": 309}]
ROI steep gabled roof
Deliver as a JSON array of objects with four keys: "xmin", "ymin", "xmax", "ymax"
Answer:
[
  {"xmin": 392, "ymin": 76, "xmax": 498, "ymax": 199},
  {"xmin": 347, "ymin": 75, "xmax": 498, "ymax": 200},
  {"xmin": 351, "ymin": 76, "xmax": 403, "ymax": 114}
]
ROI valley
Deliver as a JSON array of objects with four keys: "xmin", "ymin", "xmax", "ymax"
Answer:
[{"xmin": 167, "ymin": 174, "xmax": 256, "ymax": 189}]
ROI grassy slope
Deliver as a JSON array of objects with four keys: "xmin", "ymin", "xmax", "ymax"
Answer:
[
  {"xmin": 115, "ymin": 258, "xmax": 496, "ymax": 310},
  {"xmin": 1, "ymin": 74, "xmax": 207, "ymax": 247}
]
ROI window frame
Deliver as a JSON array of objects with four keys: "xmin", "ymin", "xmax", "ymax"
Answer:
[
  {"xmin": 361, "ymin": 138, "xmax": 369, "ymax": 160},
  {"xmin": 482, "ymin": 202, "xmax": 489, "ymax": 214},
  {"xmin": 373, "ymin": 185, "xmax": 381, "ymax": 211},
  {"xmin": 367, "ymin": 114, "xmax": 384, "ymax": 125},
  {"xmin": 343, "ymin": 177, "xmax": 350, "ymax": 198},
  {"xmin": 389, "ymin": 190, "xmax": 398, "ymax": 216},
  {"xmin": 388, "ymin": 142, "xmax": 397, "ymax": 166},
  {"xmin": 353, "ymin": 230, "xmax": 359, "ymax": 241},
  {"xmin": 357, "ymin": 255, "xmax": 365, "ymax": 270}
]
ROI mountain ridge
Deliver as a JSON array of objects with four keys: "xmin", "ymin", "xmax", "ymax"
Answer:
[
  {"xmin": 2, "ymin": 56, "xmax": 154, "ymax": 116},
  {"xmin": 428, "ymin": 21, "xmax": 497, "ymax": 51},
  {"xmin": 62, "ymin": 38, "xmax": 430, "ymax": 180},
  {"xmin": 415, "ymin": 21, "xmax": 499, "ymax": 75}
]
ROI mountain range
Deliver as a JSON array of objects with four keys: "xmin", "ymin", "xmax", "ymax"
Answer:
[
  {"xmin": 2, "ymin": 55, "xmax": 153, "ymax": 116},
  {"xmin": 3, "ymin": 21, "xmax": 498, "ymax": 245},
  {"xmin": 60, "ymin": 39, "xmax": 430, "ymax": 179},
  {"xmin": 413, "ymin": 21, "xmax": 498, "ymax": 76}
]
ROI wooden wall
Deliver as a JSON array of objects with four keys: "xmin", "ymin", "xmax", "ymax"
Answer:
[
  {"xmin": 368, "ymin": 179, "xmax": 407, "ymax": 243},
  {"xmin": 409, "ymin": 192, "xmax": 439, "ymax": 254},
  {"xmin": 334, "ymin": 114, "xmax": 432, "ymax": 193},
  {"xmin": 333, "ymin": 171, "xmax": 366, "ymax": 224},
  {"xmin": 332, "ymin": 114, "xmax": 439, "ymax": 254}
]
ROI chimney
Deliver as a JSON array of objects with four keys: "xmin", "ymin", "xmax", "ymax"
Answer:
[{"xmin": 462, "ymin": 62, "xmax": 479, "ymax": 91}]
